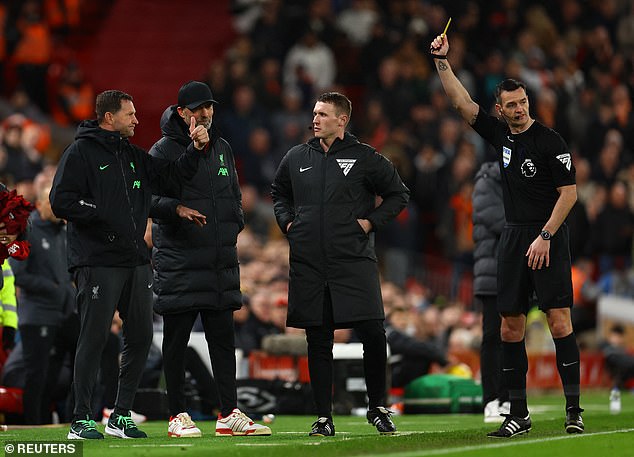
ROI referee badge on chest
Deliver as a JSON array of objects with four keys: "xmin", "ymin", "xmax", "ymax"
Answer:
[{"xmin": 502, "ymin": 146, "xmax": 512, "ymax": 168}]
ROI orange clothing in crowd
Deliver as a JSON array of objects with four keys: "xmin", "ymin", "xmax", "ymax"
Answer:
[
  {"xmin": 45, "ymin": 0, "xmax": 80, "ymax": 30},
  {"xmin": 450, "ymin": 192, "xmax": 474, "ymax": 253},
  {"xmin": 13, "ymin": 21, "xmax": 52, "ymax": 65},
  {"xmin": 54, "ymin": 82, "xmax": 94, "ymax": 125},
  {"xmin": 571, "ymin": 262, "xmax": 594, "ymax": 308}
]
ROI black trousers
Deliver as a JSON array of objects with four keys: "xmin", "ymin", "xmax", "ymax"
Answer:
[
  {"xmin": 162, "ymin": 309, "xmax": 236, "ymax": 417},
  {"xmin": 20, "ymin": 324, "xmax": 60, "ymax": 424},
  {"xmin": 72, "ymin": 265, "xmax": 153, "ymax": 419},
  {"xmin": 305, "ymin": 289, "xmax": 387, "ymax": 418},
  {"xmin": 478, "ymin": 295, "xmax": 507, "ymax": 404}
]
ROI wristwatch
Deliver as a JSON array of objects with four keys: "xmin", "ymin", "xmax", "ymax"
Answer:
[{"xmin": 540, "ymin": 230, "xmax": 552, "ymax": 240}]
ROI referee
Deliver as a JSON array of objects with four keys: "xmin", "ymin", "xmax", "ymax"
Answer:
[{"xmin": 430, "ymin": 34, "xmax": 583, "ymax": 438}]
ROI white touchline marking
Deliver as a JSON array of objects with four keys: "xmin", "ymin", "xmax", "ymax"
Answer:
[
  {"xmin": 108, "ymin": 444, "xmax": 194, "ymax": 448},
  {"xmin": 276, "ymin": 431, "xmax": 352, "ymax": 434},
  {"xmin": 235, "ymin": 443, "xmax": 287, "ymax": 446},
  {"xmin": 361, "ymin": 428, "xmax": 634, "ymax": 457}
]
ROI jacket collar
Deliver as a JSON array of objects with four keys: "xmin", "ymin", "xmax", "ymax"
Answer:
[
  {"xmin": 307, "ymin": 131, "xmax": 359, "ymax": 154},
  {"xmin": 75, "ymin": 119, "xmax": 129, "ymax": 154},
  {"xmin": 160, "ymin": 105, "xmax": 219, "ymax": 150}
]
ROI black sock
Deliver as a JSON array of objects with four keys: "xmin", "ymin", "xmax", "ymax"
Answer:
[
  {"xmin": 554, "ymin": 332, "xmax": 580, "ymax": 410},
  {"xmin": 502, "ymin": 340, "xmax": 529, "ymax": 418}
]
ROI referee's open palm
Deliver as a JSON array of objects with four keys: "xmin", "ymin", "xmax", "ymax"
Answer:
[{"xmin": 526, "ymin": 237, "xmax": 550, "ymax": 270}]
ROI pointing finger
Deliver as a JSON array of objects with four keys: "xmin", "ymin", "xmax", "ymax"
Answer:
[{"xmin": 190, "ymin": 116, "xmax": 196, "ymax": 133}]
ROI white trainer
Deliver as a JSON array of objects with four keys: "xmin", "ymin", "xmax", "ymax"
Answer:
[
  {"xmin": 499, "ymin": 401, "xmax": 510, "ymax": 416},
  {"xmin": 484, "ymin": 399, "xmax": 505, "ymax": 423},
  {"xmin": 168, "ymin": 412, "xmax": 202, "ymax": 438},
  {"xmin": 101, "ymin": 407, "xmax": 147, "ymax": 425},
  {"xmin": 215, "ymin": 408, "xmax": 272, "ymax": 436}
]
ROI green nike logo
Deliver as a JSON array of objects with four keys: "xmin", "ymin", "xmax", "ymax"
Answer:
[{"xmin": 99, "ymin": 164, "xmax": 110, "ymax": 170}]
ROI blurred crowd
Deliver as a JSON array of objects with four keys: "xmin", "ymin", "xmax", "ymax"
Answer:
[
  {"xmin": 0, "ymin": 0, "xmax": 100, "ymax": 200},
  {"xmin": 0, "ymin": 0, "xmax": 633, "ymax": 397},
  {"xmin": 216, "ymin": 0, "xmax": 634, "ymax": 354}
]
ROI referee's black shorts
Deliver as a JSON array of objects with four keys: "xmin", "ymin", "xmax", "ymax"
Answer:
[{"xmin": 497, "ymin": 223, "xmax": 573, "ymax": 315}]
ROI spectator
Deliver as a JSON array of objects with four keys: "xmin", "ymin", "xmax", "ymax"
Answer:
[
  {"xmin": 241, "ymin": 184, "xmax": 275, "ymax": 243},
  {"xmin": 12, "ymin": 0, "xmax": 52, "ymax": 112},
  {"xmin": 0, "ymin": 259, "xmax": 17, "ymax": 365},
  {"xmin": 53, "ymin": 62, "xmax": 94, "ymax": 126},
  {"xmin": 9, "ymin": 179, "xmax": 74, "ymax": 424},
  {"xmin": 335, "ymin": 0, "xmax": 379, "ymax": 47},
  {"xmin": 215, "ymin": 84, "xmax": 269, "ymax": 171},
  {"xmin": 589, "ymin": 180, "xmax": 634, "ymax": 275},
  {"xmin": 237, "ymin": 290, "xmax": 279, "ymax": 355},
  {"xmin": 601, "ymin": 324, "xmax": 634, "ymax": 389},
  {"xmin": 270, "ymin": 88, "xmax": 312, "ymax": 163},
  {"xmin": 386, "ymin": 307, "xmax": 450, "ymax": 388},
  {"xmin": 0, "ymin": 114, "xmax": 44, "ymax": 185},
  {"xmin": 282, "ymin": 28, "xmax": 336, "ymax": 105}
]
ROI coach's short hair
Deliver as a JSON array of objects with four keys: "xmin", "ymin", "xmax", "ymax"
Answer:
[
  {"xmin": 96, "ymin": 90, "xmax": 133, "ymax": 123},
  {"xmin": 494, "ymin": 79, "xmax": 527, "ymax": 104},
  {"xmin": 317, "ymin": 92, "xmax": 352, "ymax": 118}
]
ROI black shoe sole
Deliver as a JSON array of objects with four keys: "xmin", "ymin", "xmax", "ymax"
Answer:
[
  {"xmin": 566, "ymin": 425, "xmax": 584, "ymax": 434},
  {"xmin": 487, "ymin": 428, "xmax": 531, "ymax": 438}
]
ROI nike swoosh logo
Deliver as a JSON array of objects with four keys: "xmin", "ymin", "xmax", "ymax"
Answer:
[
  {"xmin": 147, "ymin": 283, "xmax": 153, "ymax": 289},
  {"xmin": 502, "ymin": 368, "xmax": 515, "ymax": 372},
  {"xmin": 299, "ymin": 166, "xmax": 313, "ymax": 173},
  {"xmin": 99, "ymin": 164, "xmax": 110, "ymax": 170},
  {"xmin": 507, "ymin": 136, "xmax": 514, "ymax": 142},
  {"xmin": 562, "ymin": 361, "xmax": 578, "ymax": 367}
]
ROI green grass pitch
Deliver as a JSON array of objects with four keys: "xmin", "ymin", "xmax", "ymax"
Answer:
[{"xmin": 1, "ymin": 390, "xmax": 633, "ymax": 457}]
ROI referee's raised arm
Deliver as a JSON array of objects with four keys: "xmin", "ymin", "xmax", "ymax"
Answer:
[{"xmin": 430, "ymin": 34, "xmax": 479, "ymax": 126}]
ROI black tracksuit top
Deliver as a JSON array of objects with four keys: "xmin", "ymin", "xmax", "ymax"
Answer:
[{"xmin": 50, "ymin": 120, "xmax": 200, "ymax": 270}]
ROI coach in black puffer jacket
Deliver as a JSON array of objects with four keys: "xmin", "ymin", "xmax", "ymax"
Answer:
[
  {"xmin": 472, "ymin": 160, "xmax": 508, "ymax": 415},
  {"xmin": 150, "ymin": 111, "xmax": 243, "ymax": 313},
  {"xmin": 148, "ymin": 82, "xmax": 263, "ymax": 431},
  {"xmin": 473, "ymin": 161, "xmax": 505, "ymax": 297}
]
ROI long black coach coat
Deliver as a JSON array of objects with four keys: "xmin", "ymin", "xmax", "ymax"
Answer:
[
  {"xmin": 271, "ymin": 132, "xmax": 409, "ymax": 328},
  {"xmin": 149, "ymin": 106, "xmax": 244, "ymax": 314}
]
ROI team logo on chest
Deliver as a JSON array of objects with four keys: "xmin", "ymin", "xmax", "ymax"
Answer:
[
  {"xmin": 521, "ymin": 159, "xmax": 537, "ymax": 177},
  {"xmin": 218, "ymin": 153, "xmax": 228, "ymax": 176},
  {"xmin": 336, "ymin": 159, "xmax": 357, "ymax": 176},
  {"xmin": 502, "ymin": 146, "xmax": 511, "ymax": 168}
]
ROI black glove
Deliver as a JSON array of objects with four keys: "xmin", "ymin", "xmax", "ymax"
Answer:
[{"xmin": 2, "ymin": 327, "xmax": 16, "ymax": 351}]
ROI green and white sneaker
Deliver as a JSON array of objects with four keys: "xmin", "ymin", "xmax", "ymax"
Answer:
[
  {"xmin": 67, "ymin": 416, "xmax": 104, "ymax": 440},
  {"xmin": 105, "ymin": 412, "xmax": 148, "ymax": 439}
]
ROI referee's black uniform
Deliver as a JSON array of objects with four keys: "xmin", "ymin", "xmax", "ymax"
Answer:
[
  {"xmin": 472, "ymin": 108, "xmax": 575, "ymax": 314},
  {"xmin": 470, "ymin": 106, "xmax": 582, "ymax": 427}
]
